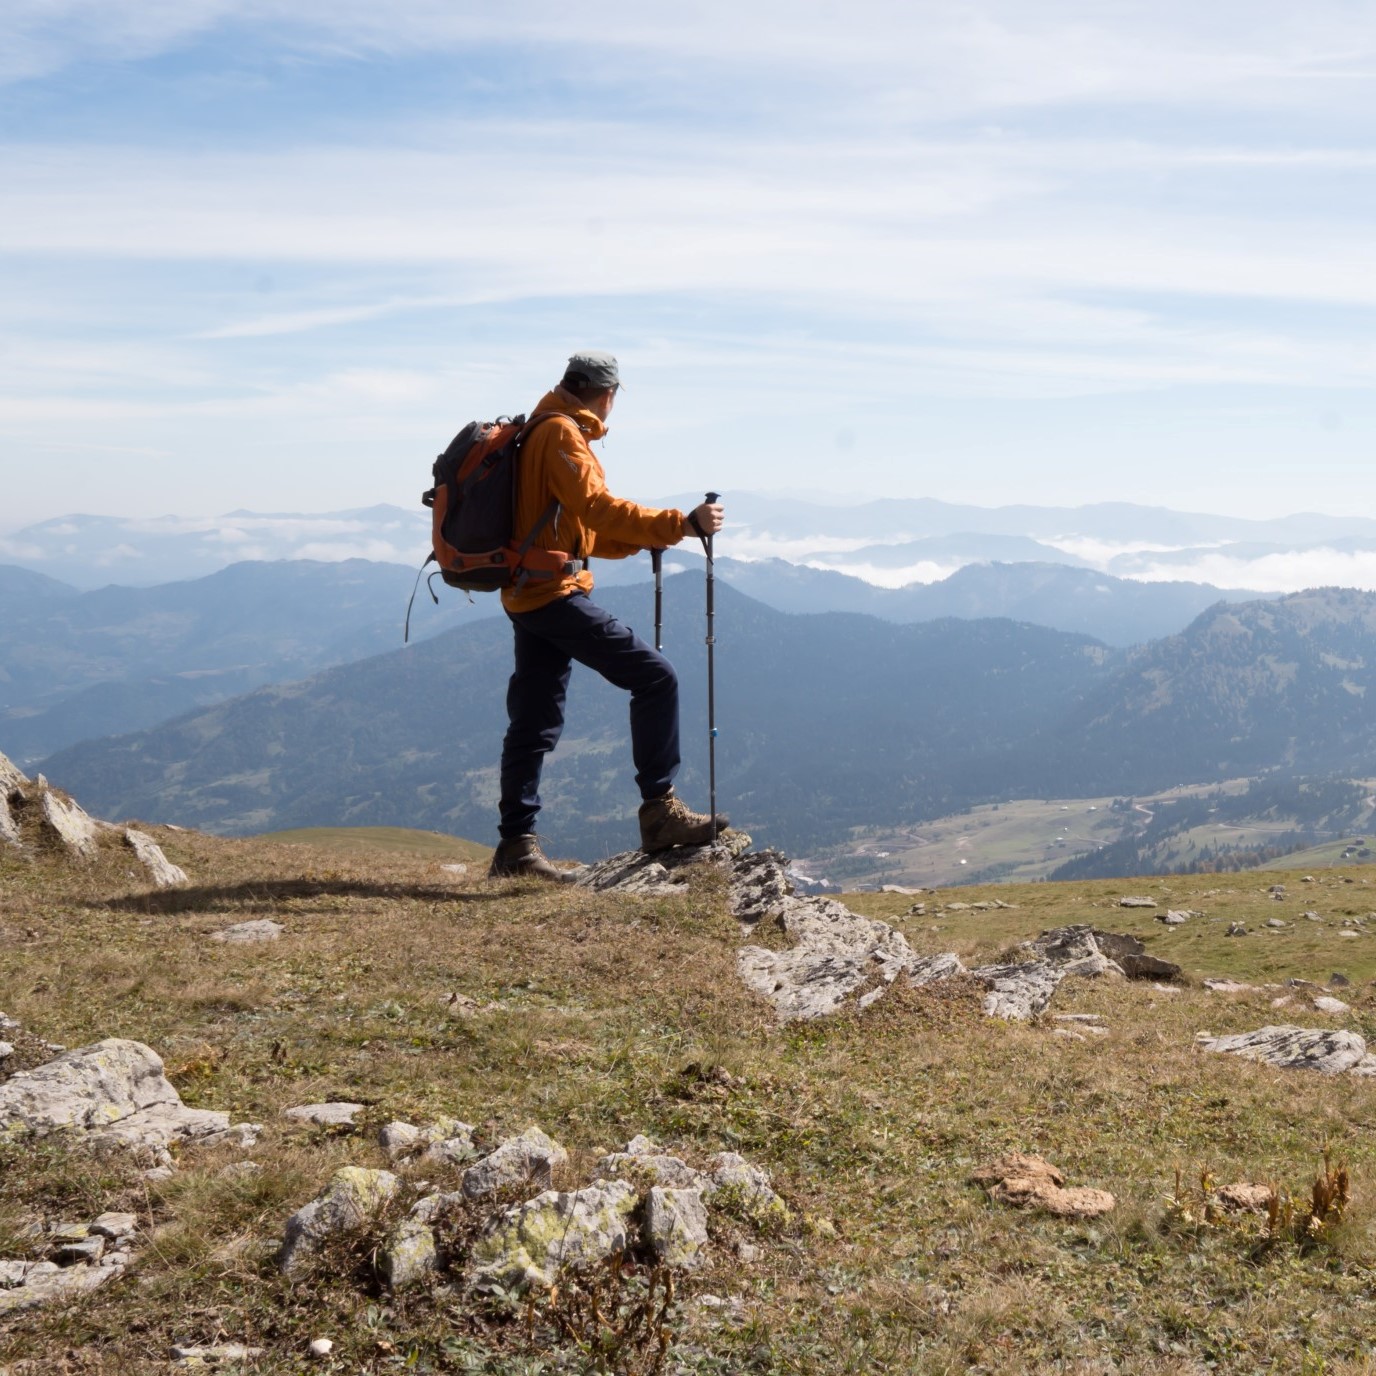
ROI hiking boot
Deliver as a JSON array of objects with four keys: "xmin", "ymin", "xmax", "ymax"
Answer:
[
  {"xmin": 488, "ymin": 835, "xmax": 572, "ymax": 883},
  {"xmin": 638, "ymin": 791, "xmax": 730, "ymax": 853}
]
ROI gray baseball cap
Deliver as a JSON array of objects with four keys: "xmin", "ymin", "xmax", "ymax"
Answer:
[{"xmin": 564, "ymin": 350, "xmax": 621, "ymax": 391}]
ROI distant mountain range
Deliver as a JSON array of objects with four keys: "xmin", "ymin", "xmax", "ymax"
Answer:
[
  {"xmin": 35, "ymin": 584, "xmax": 1376, "ymax": 861},
  {"xmin": 0, "ymin": 554, "xmax": 1266, "ymax": 767},
  {"xmin": 6, "ymin": 496, "xmax": 1375, "ymax": 592}
]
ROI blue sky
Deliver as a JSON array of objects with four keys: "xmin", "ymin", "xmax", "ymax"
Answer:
[{"xmin": 3, "ymin": 1, "xmax": 1376, "ymax": 531}]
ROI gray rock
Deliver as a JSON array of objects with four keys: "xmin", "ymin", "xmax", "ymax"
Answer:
[
  {"xmin": 705, "ymin": 1151, "xmax": 785, "ymax": 1220},
  {"xmin": 1267, "ymin": 918, "xmax": 1289, "ymax": 930},
  {"xmin": 969, "ymin": 961, "xmax": 1063, "ymax": 1020},
  {"xmin": 39, "ymin": 790, "xmax": 100, "ymax": 859},
  {"xmin": 1026, "ymin": 926, "xmax": 1122, "ymax": 979},
  {"xmin": 1226, "ymin": 923, "xmax": 1248, "ymax": 937},
  {"xmin": 284, "ymin": 1102, "xmax": 365, "ymax": 1128},
  {"xmin": 1203, "ymin": 978, "xmax": 1255, "ymax": 993},
  {"xmin": 1118, "ymin": 896, "xmax": 1157, "ymax": 908},
  {"xmin": 0, "ymin": 750, "xmax": 25, "ymax": 794},
  {"xmin": 54, "ymin": 1236, "xmax": 105, "ymax": 1266},
  {"xmin": 210, "ymin": 919, "xmax": 283, "ymax": 944},
  {"xmin": 0, "ymin": 1042, "xmax": 13, "ymax": 1061},
  {"xmin": 733, "ymin": 852, "xmax": 964, "ymax": 1021},
  {"xmin": 1313, "ymin": 996, "xmax": 1352, "ymax": 1015},
  {"xmin": 1160, "ymin": 911, "xmax": 1188, "ymax": 925},
  {"xmin": 280, "ymin": 1167, "xmax": 400, "ymax": 1275},
  {"xmin": 378, "ymin": 1121, "xmax": 421, "ymax": 1158},
  {"xmin": 421, "ymin": 1132, "xmax": 479, "ymax": 1167},
  {"xmin": 0, "ymin": 1262, "xmax": 118, "ymax": 1315},
  {"xmin": 1330, "ymin": 973, "xmax": 1351, "ymax": 987},
  {"xmin": 409, "ymin": 1191, "xmax": 465, "ymax": 1225},
  {"xmin": 123, "ymin": 829, "xmax": 188, "ymax": 888},
  {"xmin": 643, "ymin": 1187, "xmax": 709, "ymax": 1268},
  {"xmin": 462, "ymin": 1126, "xmax": 568, "ymax": 1199},
  {"xmin": 594, "ymin": 1151, "xmax": 706, "ymax": 1191},
  {"xmin": 91, "ymin": 1212, "xmax": 138, "ymax": 1240},
  {"xmin": 471, "ymin": 1180, "xmax": 638, "ymax": 1292},
  {"xmin": 380, "ymin": 1218, "xmax": 438, "ymax": 1288},
  {"xmin": 0, "ymin": 790, "xmax": 19, "ymax": 850},
  {"xmin": 1197, "ymin": 1025, "xmax": 1368, "ymax": 1074},
  {"xmin": 0, "ymin": 1038, "xmax": 259, "ymax": 1155}
]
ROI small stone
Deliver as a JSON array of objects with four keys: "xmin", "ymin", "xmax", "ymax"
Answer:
[
  {"xmin": 439, "ymin": 863, "xmax": 467, "ymax": 875},
  {"xmin": 284, "ymin": 1102, "xmax": 365, "ymax": 1128},
  {"xmin": 380, "ymin": 1218, "xmax": 437, "ymax": 1288},
  {"xmin": 1160, "ymin": 911, "xmax": 1188, "ymax": 925},
  {"xmin": 0, "ymin": 1042, "xmax": 13, "ymax": 1061},
  {"xmin": 210, "ymin": 919, "xmax": 283, "ymax": 944},
  {"xmin": 1053, "ymin": 1014, "xmax": 1104, "ymax": 1024},
  {"xmin": 1304, "ymin": 912, "xmax": 1324, "ymax": 922},
  {"xmin": 462, "ymin": 1126, "xmax": 567, "ymax": 1199},
  {"xmin": 1266, "ymin": 918, "xmax": 1288, "ymax": 929},
  {"xmin": 1226, "ymin": 923, "xmax": 1247, "ymax": 937},
  {"xmin": 1313, "ymin": 996, "xmax": 1351, "ymax": 1015},
  {"xmin": 280, "ymin": 1167, "xmax": 400, "ymax": 1275},
  {"xmin": 123, "ymin": 829, "xmax": 188, "ymax": 888},
  {"xmin": 1330, "ymin": 973, "xmax": 1351, "ymax": 986},
  {"xmin": 310, "ymin": 1338, "xmax": 334, "ymax": 1358},
  {"xmin": 642, "ymin": 1186, "xmax": 710, "ymax": 1269},
  {"xmin": 1119, "ymin": 896, "xmax": 1157, "ymax": 908},
  {"xmin": 378, "ymin": 1121, "xmax": 421, "ymax": 1158},
  {"xmin": 91, "ymin": 1212, "xmax": 138, "ymax": 1240}
]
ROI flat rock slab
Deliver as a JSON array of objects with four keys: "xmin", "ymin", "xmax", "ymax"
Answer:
[
  {"xmin": 210, "ymin": 920, "xmax": 283, "ymax": 944},
  {"xmin": 1197, "ymin": 1025, "xmax": 1368, "ymax": 1074},
  {"xmin": 284, "ymin": 1102, "xmax": 365, "ymax": 1128},
  {"xmin": 0, "ymin": 1037, "xmax": 257, "ymax": 1153},
  {"xmin": 0, "ymin": 1262, "xmax": 118, "ymax": 1315},
  {"xmin": 123, "ymin": 829, "xmax": 188, "ymax": 888},
  {"xmin": 969, "ymin": 962, "xmax": 1063, "ymax": 1021},
  {"xmin": 38, "ymin": 790, "xmax": 100, "ymax": 859},
  {"xmin": 1118, "ymin": 897, "xmax": 1157, "ymax": 908}
]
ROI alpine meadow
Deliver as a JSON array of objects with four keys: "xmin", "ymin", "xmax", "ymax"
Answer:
[{"xmin": 8, "ymin": 2, "xmax": 1376, "ymax": 1373}]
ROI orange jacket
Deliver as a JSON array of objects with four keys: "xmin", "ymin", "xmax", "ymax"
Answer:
[{"xmin": 501, "ymin": 386, "xmax": 686, "ymax": 614}]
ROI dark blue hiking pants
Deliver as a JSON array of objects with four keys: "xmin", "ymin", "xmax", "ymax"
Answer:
[{"xmin": 498, "ymin": 591, "xmax": 680, "ymax": 839}]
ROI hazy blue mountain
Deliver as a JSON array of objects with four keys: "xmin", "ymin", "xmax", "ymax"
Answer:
[
  {"xmin": 0, "ymin": 558, "xmax": 497, "ymax": 765},
  {"xmin": 38, "ymin": 585, "xmax": 1376, "ymax": 861},
  {"xmin": 713, "ymin": 559, "xmax": 1268, "ymax": 647},
  {"xmin": 35, "ymin": 579, "xmax": 1117, "ymax": 856},
  {"xmin": 0, "ymin": 547, "xmax": 1269, "ymax": 767},
  {"xmin": 1052, "ymin": 587, "xmax": 1376, "ymax": 794},
  {"xmin": 9, "ymin": 497, "xmax": 1376, "ymax": 589}
]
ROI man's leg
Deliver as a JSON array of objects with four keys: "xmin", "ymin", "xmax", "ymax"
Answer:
[
  {"xmin": 513, "ymin": 593, "xmax": 725, "ymax": 849},
  {"xmin": 498, "ymin": 616, "xmax": 573, "ymax": 840},
  {"xmin": 513, "ymin": 593, "xmax": 679, "ymax": 798}
]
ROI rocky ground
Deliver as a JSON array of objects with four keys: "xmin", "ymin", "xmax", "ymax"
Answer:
[{"xmin": 6, "ymin": 750, "xmax": 1376, "ymax": 1373}]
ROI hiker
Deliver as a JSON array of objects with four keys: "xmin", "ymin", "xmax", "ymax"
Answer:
[{"xmin": 488, "ymin": 350, "xmax": 728, "ymax": 881}]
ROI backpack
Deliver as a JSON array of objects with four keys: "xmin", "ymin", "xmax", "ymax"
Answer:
[{"xmin": 404, "ymin": 412, "xmax": 575, "ymax": 640}]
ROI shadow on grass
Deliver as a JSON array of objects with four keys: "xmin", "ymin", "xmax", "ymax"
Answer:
[{"xmin": 90, "ymin": 877, "xmax": 507, "ymax": 915}]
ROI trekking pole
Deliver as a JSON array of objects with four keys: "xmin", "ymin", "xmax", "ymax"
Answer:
[
  {"xmin": 651, "ymin": 548, "xmax": 664, "ymax": 652},
  {"xmin": 701, "ymin": 492, "xmax": 720, "ymax": 842}
]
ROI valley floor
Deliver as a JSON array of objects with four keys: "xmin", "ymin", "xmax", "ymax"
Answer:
[{"xmin": 5, "ymin": 830, "xmax": 1376, "ymax": 1372}]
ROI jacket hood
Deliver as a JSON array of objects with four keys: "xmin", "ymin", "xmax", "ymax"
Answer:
[{"xmin": 535, "ymin": 386, "xmax": 607, "ymax": 441}]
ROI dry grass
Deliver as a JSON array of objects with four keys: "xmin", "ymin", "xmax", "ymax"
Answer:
[{"xmin": 6, "ymin": 833, "xmax": 1376, "ymax": 1372}]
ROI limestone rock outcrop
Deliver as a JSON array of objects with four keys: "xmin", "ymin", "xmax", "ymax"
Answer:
[
  {"xmin": 1196, "ymin": 1025, "xmax": 1369, "ymax": 1075},
  {"xmin": 0, "ymin": 1037, "xmax": 259, "ymax": 1161}
]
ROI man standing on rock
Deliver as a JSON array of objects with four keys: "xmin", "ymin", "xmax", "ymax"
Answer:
[{"xmin": 488, "ymin": 351, "xmax": 728, "ymax": 881}]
